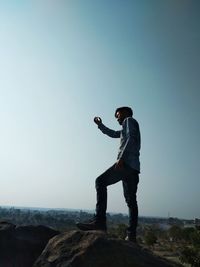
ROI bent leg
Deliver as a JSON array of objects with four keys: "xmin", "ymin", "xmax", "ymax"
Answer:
[{"xmin": 95, "ymin": 164, "xmax": 123, "ymax": 221}]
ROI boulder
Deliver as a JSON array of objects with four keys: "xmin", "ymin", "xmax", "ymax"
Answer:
[
  {"xmin": 0, "ymin": 221, "xmax": 59, "ymax": 267},
  {"xmin": 34, "ymin": 230, "xmax": 181, "ymax": 267}
]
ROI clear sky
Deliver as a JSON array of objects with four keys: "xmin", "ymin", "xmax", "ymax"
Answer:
[{"xmin": 0, "ymin": 0, "xmax": 199, "ymax": 219}]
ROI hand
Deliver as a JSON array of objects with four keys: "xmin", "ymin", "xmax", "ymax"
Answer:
[
  {"xmin": 115, "ymin": 159, "xmax": 124, "ymax": 170},
  {"xmin": 94, "ymin": 116, "xmax": 102, "ymax": 125}
]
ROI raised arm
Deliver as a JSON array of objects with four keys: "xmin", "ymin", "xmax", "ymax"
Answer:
[{"xmin": 94, "ymin": 117, "xmax": 121, "ymax": 138}]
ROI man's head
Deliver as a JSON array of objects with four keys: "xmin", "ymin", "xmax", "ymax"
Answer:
[{"xmin": 115, "ymin": 106, "xmax": 133, "ymax": 125}]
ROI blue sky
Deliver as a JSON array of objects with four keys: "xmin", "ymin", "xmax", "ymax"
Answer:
[{"xmin": 0, "ymin": 0, "xmax": 199, "ymax": 219}]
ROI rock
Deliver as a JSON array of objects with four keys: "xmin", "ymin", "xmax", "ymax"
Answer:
[
  {"xmin": 34, "ymin": 230, "xmax": 181, "ymax": 267},
  {"xmin": 0, "ymin": 221, "xmax": 60, "ymax": 267},
  {"xmin": 0, "ymin": 221, "xmax": 16, "ymax": 231}
]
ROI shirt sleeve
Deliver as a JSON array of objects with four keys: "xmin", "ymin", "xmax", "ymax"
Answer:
[
  {"xmin": 118, "ymin": 118, "xmax": 138, "ymax": 159},
  {"xmin": 98, "ymin": 123, "xmax": 121, "ymax": 138}
]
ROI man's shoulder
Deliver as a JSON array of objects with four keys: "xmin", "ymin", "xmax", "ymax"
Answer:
[{"xmin": 124, "ymin": 117, "xmax": 139, "ymax": 126}]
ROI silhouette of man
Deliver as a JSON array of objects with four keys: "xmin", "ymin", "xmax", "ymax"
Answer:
[{"xmin": 77, "ymin": 106, "xmax": 141, "ymax": 242}]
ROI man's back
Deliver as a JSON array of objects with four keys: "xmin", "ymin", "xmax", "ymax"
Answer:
[{"xmin": 118, "ymin": 117, "xmax": 141, "ymax": 172}]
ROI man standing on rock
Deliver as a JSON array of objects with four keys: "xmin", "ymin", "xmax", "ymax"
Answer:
[{"xmin": 77, "ymin": 106, "xmax": 141, "ymax": 242}]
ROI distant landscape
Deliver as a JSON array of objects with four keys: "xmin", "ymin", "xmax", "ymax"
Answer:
[{"xmin": 0, "ymin": 205, "xmax": 200, "ymax": 266}]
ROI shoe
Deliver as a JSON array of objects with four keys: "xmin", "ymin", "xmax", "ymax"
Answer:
[
  {"xmin": 125, "ymin": 234, "xmax": 137, "ymax": 243},
  {"xmin": 76, "ymin": 220, "xmax": 107, "ymax": 232}
]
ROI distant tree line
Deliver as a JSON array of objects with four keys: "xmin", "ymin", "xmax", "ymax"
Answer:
[{"xmin": 0, "ymin": 207, "xmax": 129, "ymax": 231}]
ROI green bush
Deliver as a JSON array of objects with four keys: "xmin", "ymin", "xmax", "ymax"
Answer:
[
  {"xmin": 144, "ymin": 231, "xmax": 157, "ymax": 247},
  {"xmin": 180, "ymin": 247, "xmax": 200, "ymax": 267}
]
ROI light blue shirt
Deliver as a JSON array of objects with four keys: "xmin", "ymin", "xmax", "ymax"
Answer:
[{"xmin": 98, "ymin": 117, "xmax": 141, "ymax": 172}]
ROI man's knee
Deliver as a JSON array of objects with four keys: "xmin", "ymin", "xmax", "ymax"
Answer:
[
  {"xmin": 125, "ymin": 194, "xmax": 137, "ymax": 208},
  {"xmin": 95, "ymin": 175, "xmax": 106, "ymax": 190}
]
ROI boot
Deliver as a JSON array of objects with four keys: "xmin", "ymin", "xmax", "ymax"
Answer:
[
  {"xmin": 76, "ymin": 216, "xmax": 107, "ymax": 232},
  {"xmin": 125, "ymin": 234, "xmax": 137, "ymax": 243},
  {"xmin": 125, "ymin": 230, "xmax": 137, "ymax": 243}
]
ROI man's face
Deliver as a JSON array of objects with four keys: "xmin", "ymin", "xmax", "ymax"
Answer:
[{"xmin": 116, "ymin": 110, "xmax": 127, "ymax": 125}]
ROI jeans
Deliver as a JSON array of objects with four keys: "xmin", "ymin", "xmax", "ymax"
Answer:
[{"xmin": 95, "ymin": 163, "xmax": 139, "ymax": 235}]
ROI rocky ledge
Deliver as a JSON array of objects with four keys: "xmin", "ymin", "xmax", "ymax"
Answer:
[
  {"xmin": 34, "ymin": 230, "xmax": 182, "ymax": 267},
  {"xmin": 0, "ymin": 221, "xmax": 59, "ymax": 267},
  {"xmin": 0, "ymin": 221, "xmax": 181, "ymax": 267}
]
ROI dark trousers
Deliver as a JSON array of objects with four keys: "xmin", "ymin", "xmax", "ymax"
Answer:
[{"xmin": 95, "ymin": 163, "xmax": 139, "ymax": 235}]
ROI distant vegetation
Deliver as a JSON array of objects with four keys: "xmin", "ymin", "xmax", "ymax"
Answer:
[
  {"xmin": 138, "ymin": 224, "xmax": 200, "ymax": 267},
  {"xmin": 0, "ymin": 206, "xmax": 129, "ymax": 231}
]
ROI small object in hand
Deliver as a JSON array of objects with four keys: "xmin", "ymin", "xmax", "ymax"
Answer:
[
  {"xmin": 96, "ymin": 117, "xmax": 101, "ymax": 122},
  {"xmin": 94, "ymin": 117, "xmax": 102, "ymax": 124}
]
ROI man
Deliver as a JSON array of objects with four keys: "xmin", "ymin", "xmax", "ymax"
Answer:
[{"xmin": 76, "ymin": 106, "xmax": 141, "ymax": 242}]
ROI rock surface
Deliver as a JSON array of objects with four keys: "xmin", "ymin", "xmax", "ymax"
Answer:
[
  {"xmin": 34, "ymin": 230, "xmax": 181, "ymax": 267},
  {"xmin": 0, "ymin": 221, "xmax": 60, "ymax": 267}
]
